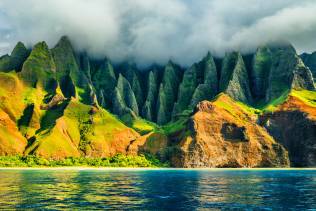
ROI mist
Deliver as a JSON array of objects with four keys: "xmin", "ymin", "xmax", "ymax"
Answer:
[{"xmin": 0, "ymin": 0, "xmax": 316, "ymax": 67}]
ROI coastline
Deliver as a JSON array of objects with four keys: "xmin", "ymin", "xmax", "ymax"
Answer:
[{"xmin": 0, "ymin": 167, "xmax": 316, "ymax": 171}]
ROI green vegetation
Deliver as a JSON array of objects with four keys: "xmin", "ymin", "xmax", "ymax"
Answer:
[
  {"xmin": 162, "ymin": 109, "xmax": 191, "ymax": 135},
  {"xmin": 91, "ymin": 59, "xmax": 116, "ymax": 108},
  {"xmin": 19, "ymin": 41, "xmax": 56, "ymax": 90},
  {"xmin": 291, "ymin": 89, "xmax": 316, "ymax": 107},
  {"xmin": 256, "ymin": 90, "xmax": 290, "ymax": 112},
  {"xmin": 121, "ymin": 113, "xmax": 158, "ymax": 135},
  {"xmin": 0, "ymin": 42, "xmax": 29, "ymax": 72},
  {"xmin": 0, "ymin": 154, "xmax": 169, "ymax": 167}
]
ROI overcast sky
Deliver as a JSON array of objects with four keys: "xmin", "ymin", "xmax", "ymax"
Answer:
[{"xmin": 0, "ymin": 0, "xmax": 316, "ymax": 66}]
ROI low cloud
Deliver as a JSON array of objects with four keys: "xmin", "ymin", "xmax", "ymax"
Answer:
[{"xmin": 0, "ymin": 0, "xmax": 316, "ymax": 67}]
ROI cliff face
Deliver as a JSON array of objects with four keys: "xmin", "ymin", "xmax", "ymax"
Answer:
[
  {"xmin": 170, "ymin": 95, "xmax": 289, "ymax": 168},
  {"xmin": 0, "ymin": 36, "xmax": 315, "ymax": 167},
  {"xmin": 260, "ymin": 92, "xmax": 316, "ymax": 167}
]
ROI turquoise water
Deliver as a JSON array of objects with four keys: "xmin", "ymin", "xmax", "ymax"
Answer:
[{"xmin": 0, "ymin": 169, "xmax": 315, "ymax": 210}]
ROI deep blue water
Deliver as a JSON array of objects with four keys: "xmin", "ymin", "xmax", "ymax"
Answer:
[{"xmin": 0, "ymin": 169, "xmax": 315, "ymax": 210}]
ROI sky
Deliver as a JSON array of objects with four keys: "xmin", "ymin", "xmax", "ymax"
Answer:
[{"xmin": 0, "ymin": 0, "xmax": 316, "ymax": 67}]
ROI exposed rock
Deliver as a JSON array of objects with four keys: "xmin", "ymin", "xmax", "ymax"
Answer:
[
  {"xmin": 170, "ymin": 95, "xmax": 289, "ymax": 168},
  {"xmin": 260, "ymin": 95, "xmax": 316, "ymax": 167},
  {"xmin": 127, "ymin": 132, "xmax": 169, "ymax": 160},
  {"xmin": 40, "ymin": 94, "xmax": 66, "ymax": 110}
]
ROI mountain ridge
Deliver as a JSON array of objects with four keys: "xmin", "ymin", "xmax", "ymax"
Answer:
[{"xmin": 0, "ymin": 36, "xmax": 315, "ymax": 167}]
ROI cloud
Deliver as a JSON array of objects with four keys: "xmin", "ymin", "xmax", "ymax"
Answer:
[{"xmin": 0, "ymin": 0, "xmax": 316, "ymax": 67}]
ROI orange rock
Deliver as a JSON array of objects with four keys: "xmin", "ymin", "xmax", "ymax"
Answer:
[{"xmin": 171, "ymin": 95, "xmax": 290, "ymax": 168}]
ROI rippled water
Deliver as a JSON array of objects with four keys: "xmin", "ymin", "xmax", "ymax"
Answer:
[{"xmin": 0, "ymin": 169, "xmax": 315, "ymax": 210}]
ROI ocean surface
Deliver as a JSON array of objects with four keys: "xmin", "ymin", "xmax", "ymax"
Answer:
[{"xmin": 0, "ymin": 169, "xmax": 315, "ymax": 210}]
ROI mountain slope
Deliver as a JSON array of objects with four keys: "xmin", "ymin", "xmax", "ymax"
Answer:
[{"xmin": 0, "ymin": 36, "xmax": 315, "ymax": 167}]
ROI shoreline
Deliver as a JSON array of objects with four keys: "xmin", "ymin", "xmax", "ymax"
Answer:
[{"xmin": 0, "ymin": 167, "xmax": 316, "ymax": 171}]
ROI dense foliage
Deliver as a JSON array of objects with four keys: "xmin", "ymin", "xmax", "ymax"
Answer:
[{"xmin": 0, "ymin": 154, "xmax": 169, "ymax": 168}]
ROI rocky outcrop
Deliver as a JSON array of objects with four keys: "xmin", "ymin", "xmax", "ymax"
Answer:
[
  {"xmin": 170, "ymin": 95, "xmax": 289, "ymax": 168},
  {"xmin": 260, "ymin": 94, "xmax": 316, "ymax": 167},
  {"xmin": 127, "ymin": 132, "xmax": 169, "ymax": 159}
]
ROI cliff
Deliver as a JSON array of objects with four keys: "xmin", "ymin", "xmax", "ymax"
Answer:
[{"xmin": 0, "ymin": 36, "xmax": 315, "ymax": 167}]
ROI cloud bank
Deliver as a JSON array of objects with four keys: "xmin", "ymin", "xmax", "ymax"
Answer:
[{"xmin": 0, "ymin": 0, "xmax": 316, "ymax": 66}]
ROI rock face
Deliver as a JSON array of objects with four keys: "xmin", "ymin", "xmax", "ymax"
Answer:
[
  {"xmin": 170, "ymin": 95, "xmax": 290, "ymax": 168},
  {"xmin": 260, "ymin": 94, "xmax": 316, "ymax": 167}
]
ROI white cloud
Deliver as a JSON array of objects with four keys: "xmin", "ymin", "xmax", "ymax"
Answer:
[{"xmin": 0, "ymin": 0, "xmax": 316, "ymax": 67}]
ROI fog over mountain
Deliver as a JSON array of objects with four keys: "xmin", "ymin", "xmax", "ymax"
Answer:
[{"xmin": 0, "ymin": 0, "xmax": 316, "ymax": 67}]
